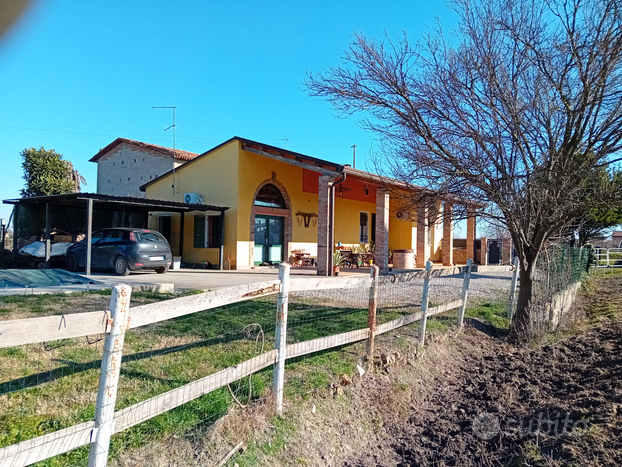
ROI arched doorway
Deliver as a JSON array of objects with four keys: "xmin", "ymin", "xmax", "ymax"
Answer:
[{"xmin": 250, "ymin": 181, "xmax": 292, "ymax": 265}]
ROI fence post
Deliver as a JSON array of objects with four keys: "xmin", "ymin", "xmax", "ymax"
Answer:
[
  {"xmin": 418, "ymin": 261, "xmax": 433, "ymax": 347},
  {"xmin": 507, "ymin": 257, "xmax": 520, "ymax": 319},
  {"xmin": 366, "ymin": 265, "xmax": 379, "ymax": 371},
  {"xmin": 88, "ymin": 283, "xmax": 132, "ymax": 467},
  {"xmin": 457, "ymin": 258, "xmax": 472, "ymax": 327},
  {"xmin": 274, "ymin": 262, "xmax": 291, "ymax": 416}
]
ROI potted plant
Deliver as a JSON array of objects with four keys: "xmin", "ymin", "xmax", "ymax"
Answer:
[{"xmin": 333, "ymin": 250, "xmax": 344, "ymax": 276}]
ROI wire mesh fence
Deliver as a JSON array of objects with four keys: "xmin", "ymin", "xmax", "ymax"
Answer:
[
  {"xmin": 0, "ymin": 286, "xmax": 283, "ymax": 467},
  {"xmin": 285, "ymin": 274, "xmax": 400, "ymax": 403},
  {"xmin": 283, "ymin": 268, "xmax": 476, "ymax": 398},
  {"xmin": 2, "ymin": 257, "xmax": 581, "ymax": 466},
  {"xmin": 109, "ymin": 295, "xmax": 279, "ymax": 457},
  {"xmin": 510, "ymin": 244, "xmax": 592, "ymax": 335},
  {"xmin": 535, "ymin": 244, "xmax": 591, "ymax": 295},
  {"xmin": 287, "ymin": 285, "xmax": 369, "ymax": 346},
  {"xmin": 0, "ymin": 336, "xmax": 104, "ymax": 461},
  {"xmin": 378, "ymin": 276, "xmax": 423, "ymax": 317},
  {"xmin": 286, "ymin": 272, "xmax": 454, "ymax": 351}
]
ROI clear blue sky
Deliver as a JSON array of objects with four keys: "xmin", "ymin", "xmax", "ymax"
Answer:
[{"xmin": 0, "ymin": 1, "xmax": 458, "ymax": 226}]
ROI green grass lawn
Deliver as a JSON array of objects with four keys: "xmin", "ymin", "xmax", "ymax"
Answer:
[
  {"xmin": 464, "ymin": 299, "xmax": 509, "ymax": 328},
  {"xmin": 0, "ymin": 286, "xmax": 425, "ymax": 466},
  {"xmin": 0, "ymin": 282, "xmax": 512, "ymax": 467},
  {"xmin": 592, "ymin": 265, "xmax": 622, "ymax": 275},
  {"xmin": 0, "ymin": 290, "xmax": 279, "ymax": 466}
]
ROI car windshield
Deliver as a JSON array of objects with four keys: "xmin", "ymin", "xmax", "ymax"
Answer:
[
  {"xmin": 90, "ymin": 232, "xmax": 105, "ymax": 243},
  {"xmin": 136, "ymin": 231, "xmax": 167, "ymax": 243}
]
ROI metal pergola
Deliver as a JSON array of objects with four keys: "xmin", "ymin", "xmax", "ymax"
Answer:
[{"xmin": 3, "ymin": 193, "xmax": 229, "ymax": 274}]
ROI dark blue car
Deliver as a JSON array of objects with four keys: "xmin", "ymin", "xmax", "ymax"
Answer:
[{"xmin": 65, "ymin": 228, "xmax": 172, "ymax": 275}]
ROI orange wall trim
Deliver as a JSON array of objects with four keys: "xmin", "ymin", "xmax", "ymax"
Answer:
[{"xmin": 303, "ymin": 169, "xmax": 378, "ymax": 203}]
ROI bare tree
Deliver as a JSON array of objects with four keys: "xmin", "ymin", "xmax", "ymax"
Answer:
[
  {"xmin": 480, "ymin": 216, "xmax": 512, "ymax": 240},
  {"xmin": 306, "ymin": 0, "xmax": 622, "ymax": 335}
]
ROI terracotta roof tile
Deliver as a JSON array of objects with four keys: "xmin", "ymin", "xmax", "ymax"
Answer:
[{"xmin": 90, "ymin": 137, "xmax": 199, "ymax": 163}]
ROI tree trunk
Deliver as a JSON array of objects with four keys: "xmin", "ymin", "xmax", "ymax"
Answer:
[{"xmin": 511, "ymin": 261, "xmax": 535, "ymax": 337}]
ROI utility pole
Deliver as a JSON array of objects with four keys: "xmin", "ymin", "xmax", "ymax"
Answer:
[
  {"xmin": 153, "ymin": 106, "xmax": 177, "ymax": 196},
  {"xmin": 351, "ymin": 144, "xmax": 357, "ymax": 169},
  {"xmin": 0, "ymin": 218, "xmax": 5, "ymax": 270}
]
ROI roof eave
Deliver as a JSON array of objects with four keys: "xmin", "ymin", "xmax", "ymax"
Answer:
[
  {"xmin": 343, "ymin": 167, "xmax": 486, "ymax": 209},
  {"xmin": 90, "ymin": 137, "xmax": 198, "ymax": 163}
]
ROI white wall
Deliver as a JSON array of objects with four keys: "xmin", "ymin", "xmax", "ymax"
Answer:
[{"xmin": 95, "ymin": 142, "xmax": 185, "ymax": 198}]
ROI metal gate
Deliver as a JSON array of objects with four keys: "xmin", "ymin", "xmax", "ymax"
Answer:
[{"xmin": 488, "ymin": 240, "xmax": 501, "ymax": 264}]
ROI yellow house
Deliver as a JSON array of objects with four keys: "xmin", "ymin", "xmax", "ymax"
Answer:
[{"xmin": 140, "ymin": 137, "xmax": 478, "ymax": 275}]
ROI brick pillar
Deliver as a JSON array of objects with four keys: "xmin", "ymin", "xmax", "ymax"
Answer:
[
  {"xmin": 317, "ymin": 175, "xmax": 332, "ymax": 276},
  {"xmin": 416, "ymin": 204, "xmax": 428, "ymax": 268},
  {"xmin": 442, "ymin": 203, "xmax": 453, "ymax": 266},
  {"xmin": 481, "ymin": 237, "xmax": 488, "ymax": 266},
  {"xmin": 466, "ymin": 211, "xmax": 476, "ymax": 262},
  {"xmin": 502, "ymin": 237, "xmax": 512, "ymax": 264},
  {"xmin": 375, "ymin": 189, "xmax": 390, "ymax": 274}
]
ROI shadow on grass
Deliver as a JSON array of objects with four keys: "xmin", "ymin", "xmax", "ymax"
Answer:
[
  {"xmin": 0, "ymin": 330, "xmax": 260, "ymax": 396},
  {"xmin": 0, "ymin": 291, "xmax": 451, "ymax": 466},
  {"xmin": 430, "ymin": 315, "xmax": 501, "ymax": 336},
  {"xmin": 0, "ymin": 297, "xmax": 418, "ymax": 396}
]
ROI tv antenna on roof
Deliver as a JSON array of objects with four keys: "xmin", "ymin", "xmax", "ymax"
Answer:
[
  {"xmin": 152, "ymin": 106, "xmax": 177, "ymax": 196},
  {"xmin": 275, "ymin": 137, "xmax": 289, "ymax": 149}
]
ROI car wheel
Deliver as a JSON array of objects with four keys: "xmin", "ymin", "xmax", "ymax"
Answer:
[
  {"xmin": 66, "ymin": 254, "xmax": 78, "ymax": 272},
  {"xmin": 114, "ymin": 256, "xmax": 130, "ymax": 276},
  {"xmin": 155, "ymin": 266, "xmax": 169, "ymax": 274}
]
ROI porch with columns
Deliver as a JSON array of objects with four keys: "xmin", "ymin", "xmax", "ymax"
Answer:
[
  {"xmin": 315, "ymin": 173, "xmax": 478, "ymax": 276},
  {"xmin": 417, "ymin": 201, "xmax": 477, "ymax": 268}
]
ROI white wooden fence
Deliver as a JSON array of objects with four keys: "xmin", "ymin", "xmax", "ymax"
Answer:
[
  {"xmin": 595, "ymin": 247, "xmax": 622, "ymax": 268},
  {"xmin": 0, "ymin": 260, "xmax": 473, "ymax": 467}
]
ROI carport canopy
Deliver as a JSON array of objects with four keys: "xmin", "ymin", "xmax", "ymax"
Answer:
[{"xmin": 3, "ymin": 193, "xmax": 229, "ymax": 274}]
